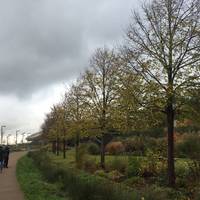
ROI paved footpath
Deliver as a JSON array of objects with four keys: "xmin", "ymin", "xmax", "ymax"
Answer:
[{"xmin": 0, "ymin": 152, "xmax": 25, "ymax": 200}]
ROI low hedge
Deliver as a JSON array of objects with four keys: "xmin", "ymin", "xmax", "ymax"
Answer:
[{"xmin": 28, "ymin": 151, "xmax": 139, "ymax": 200}]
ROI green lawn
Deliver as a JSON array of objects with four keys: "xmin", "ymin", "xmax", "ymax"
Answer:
[
  {"xmin": 17, "ymin": 156, "xmax": 71, "ymax": 200},
  {"xmin": 50, "ymin": 148, "xmax": 140, "ymax": 162},
  {"xmin": 49, "ymin": 149, "xmax": 190, "ymax": 171}
]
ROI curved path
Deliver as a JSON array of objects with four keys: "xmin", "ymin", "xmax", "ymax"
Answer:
[{"xmin": 0, "ymin": 152, "xmax": 25, "ymax": 200}]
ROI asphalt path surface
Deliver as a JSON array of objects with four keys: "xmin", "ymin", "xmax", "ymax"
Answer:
[{"xmin": 0, "ymin": 152, "xmax": 25, "ymax": 200}]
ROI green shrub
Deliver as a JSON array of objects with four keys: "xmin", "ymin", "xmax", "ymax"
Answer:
[
  {"xmin": 141, "ymin": 185, "xmax": 177, "ymax": 200},
  {"xmin": 146, "ymin": 138, "xmax": 167, "ymax": 157},
  {"xmin": 193, "ymin": 188, "xmax": 200, "ymax": 200},
  {"xmin": 127, "ymin": 157, "xmax": 141, "ymax": 177},
  {"xmin": 175, "ymin": 161, "xmax": 189, "ymax": 179},
  {"xmin": 94, "ymin": 170, "xmax": 108, "ymax": 178},
  {"xmin": 87, "ymin": 143, "xmax": 100, "ymax": 155},
  {"xmin": 123, "ymin": 137, "xmax": 145, "ymax": 155},
  {"xmin": 141, "ymin": 150, "xmax": 165, "ymax": 177},
  {"xmin": 76, "ymin": 145, "xmax": 87, "ymax": 169},
  {"xmin": 27, "ymin": 151, "xmax": 62, "ymax": 182},
  {"xmin": 174, "ymin": 161, "xmax": 189, "ymax": 188},
  {"xmin": 61, "ymin": 171, "xmax": 138, "ymax": 200},
  {"xmin": 122, "ymin": 136, "xmax": 167, "ymax": 156},
  {"xmin": 83, "ymin": 158, "xmax": 98, "ymax": 173},
  {"xmin": 175, "ymin": 177, "xmax": 187, "ymax": 188},
  {"xmin": 107, "ymin": 170, "xmax": 125, "ymax": 182},
  {"xmin": 176, "ymin": 138, "xmax": 200, "ymax": 185},
  {"xmin": 123, "ymin": 177, "xmax": 146, "ymax": 188},
  {"xmin": 107, "ymin": 157, "xmax": 128, "ymax": 173},
  {"xmin": 188, "ymin": 160, "xmax": 200, "ymax": 182},
  {"xmin": 63, "ymin": 172, "xmax": 135, "ymax": 200},
  {"xmin": 176, "ymin": 135, "xmax": 200, "ymax": 158}
]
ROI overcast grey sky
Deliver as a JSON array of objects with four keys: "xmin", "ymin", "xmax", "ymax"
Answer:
[{"xmin": 0, "ymin": 0, "xmax": 139, "ymax": 142}]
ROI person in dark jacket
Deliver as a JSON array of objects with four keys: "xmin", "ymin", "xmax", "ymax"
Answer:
[
  {"xmin": 4, "ymin": 146, "xmax": 10, "ymax": 168},
  {"xmin": 0, "ymin": 146, "xmax": 4, "ymax": 172}
]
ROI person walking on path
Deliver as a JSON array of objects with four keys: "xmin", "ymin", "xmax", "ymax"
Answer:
[
  {"xmin": 0, "ymin": 146, "xmax": 4, "ymax": 173},
  {"xmin": 4, "ymin": 145, "xmax": 10, "ymax": 168}
]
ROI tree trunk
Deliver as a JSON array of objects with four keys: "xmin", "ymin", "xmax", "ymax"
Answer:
[
  {"xmin": 100, "ymin": 134, "xmax": 105, "ymax": 169},
  {"xmin": 167, "ymin": 101, "xmax": 175, "ymax": 187},
  {"xmin": 63, "ymin": 139, "xmax": 66, "ymax": 159},
  {"xmin": 75, "ymin": 132, "xmax": 80, "ymax": 164},
  {"xmin": 52, "ymin": 141, "xmax": 56, "ymax": 154},
  {"xmin": 56, "ymin": 138, "xmax": 60, "ymax": 156}
]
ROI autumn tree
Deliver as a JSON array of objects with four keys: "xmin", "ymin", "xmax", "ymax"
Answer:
[
  {"xmin": 41, "ymin": 112, "xmax": 57, "ymax": 153},
  {"xmin": 54, "ymin": 104, "xmax": 69, "ymax": 159},
  {"xmin": 82, "ymin": 48, "xmax": 118, "ymax": 168},
  {"xmin": 124, "ymin": 0, "xmax": 200, "ymax": 186},
  {"xmin": 113, "ymin": 63, "xmax": 165, "ymax": 133},
  {"xmin": 42, "ymin": 104, "xmax": 69, "ymax": 157},
  {"xmin": 63, "ymin": 81, "xmax": 90, "ymax": 164}
]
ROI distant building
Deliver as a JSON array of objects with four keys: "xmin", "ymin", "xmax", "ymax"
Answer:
[{"xmin": 26, "ymin": 131, "xmax": 45, "ymax": 144}]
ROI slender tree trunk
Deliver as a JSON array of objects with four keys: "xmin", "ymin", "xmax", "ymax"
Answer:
[
  {"xmin": 100, "ymin": 134, "xmax": 105, "ymax": 169},
  {"xmin": 52, "ymin": 141, "xmax": 56, "ymax": 154},
  {"xmin": 166, "ymin": 0, "xmax": 176, "ymax": 187},
  {"xmin": 56, "ymin": 137, "xmax": 60, "ymax": 156},
  {"xmin": 167, "ymin": 100, "xmax": 175, "ymax": 187},
  {"xmin": 63, "ymin": 139, "xmax": 66, "ymax": 159},
  {"xmin": 75, "ymin": 132, "xmax": 80, "ymax": 164},
  {"xmin": 100, "ymin": 62, "xmax": 106, "ymax": 169}
]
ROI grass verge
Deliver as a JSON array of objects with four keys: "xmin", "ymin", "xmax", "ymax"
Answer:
[
  {"xmin": 29, "ymin": 151, "xmax": 139, "ymax": 200},
  {"xmin": 16, "ymin": 155, "xmax": 70, "ymax": 200}
]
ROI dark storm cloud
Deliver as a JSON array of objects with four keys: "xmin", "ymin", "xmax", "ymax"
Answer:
[{"xmin": 0, "ymin": 0, "xmax": 137, "ymax": 97}]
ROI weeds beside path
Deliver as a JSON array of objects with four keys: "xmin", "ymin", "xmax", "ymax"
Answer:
[{"xmin": 17, "ymin": 155, "xmax": 70, "ymax": 200}]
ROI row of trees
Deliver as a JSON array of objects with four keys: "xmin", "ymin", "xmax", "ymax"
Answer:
[
  {"xmin": 41, "ymin": 0, "xmax": 200, "ymax": 187},
  {"xmin": 42, "ymin": 49, "xmax": 161, "ymax": 163}
]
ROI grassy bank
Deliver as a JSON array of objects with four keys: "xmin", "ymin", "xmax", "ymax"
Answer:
[
  {"xmin": 45, "ymin": 149, "xmax": 196, "ymax": 200},
  {"xmin": 16, "ymin": 155, "xmax": 70, "ymax": 200},
  {"xmin": 23, "ymin": 149, "xmax": 200, "ymax": 200},
  {"xmin": 28, "ymin": 151, "xmax": 139, "ymax": 200}
]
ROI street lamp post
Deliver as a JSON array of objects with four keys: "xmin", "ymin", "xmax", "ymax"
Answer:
[
  {"xmin": 25, "ymin": 133, "xmax": 31, "ymax": 151},
  {"xmin": 21, "ymin": 132, "xmax": 26, "ymax": 144},
  {"xmin": 1, "ymin": 125, "xmax": 6, "ymax": 145},
  {"xmin": 7, "ymin": 134, "xmax": 11, "ymax": 145},
  {"xmin": 16, "ymin": 130, "xmax": 20, "ymax": 145}
]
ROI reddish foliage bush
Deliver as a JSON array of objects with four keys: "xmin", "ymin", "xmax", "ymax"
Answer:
[{"xmin": 105, "ymin": 141, "xmax": 125, "ymax": 155}]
